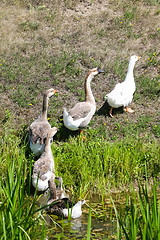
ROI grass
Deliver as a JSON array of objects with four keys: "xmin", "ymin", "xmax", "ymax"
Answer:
[
  {"xmin": 87, "ymin": 207, "xmax": 92, "ymax": 240},
  {"xmin": 0, "ymin": 132, "xmax": 47, "ymax": 239},
  {"xmin": 50, "ymin": 126, "xmax": 160, "ymax": 199},
  {"xmin": 112, "ymin": 177, "xmax": 160, "ymax": 240},
  {"xmin": 0, "ymin": 118, "xmax": 159, "ymax": 238}
]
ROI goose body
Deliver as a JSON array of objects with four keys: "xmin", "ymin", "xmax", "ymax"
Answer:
[
  {"xmin": 107, "ymin": 81, "xmax": 135, "ymax": 108},
  {"xmin": 63, "ymin": 102, "xmax": 96, "ymax": 131},
  {"xmin": 32, "ymin": 127, "xmax": 58, "ymax": 199},
  {"xmin": 106, "ymin": 55, "xmax": 141, "ymax": 117},
  {"xmin": 29, "ymin": 88, "xmax": 58, "ymax": 156},
  {"xmin": 63, "ymin": 68, "xmax": 104, "ymax": 131},
  {"xmin": 47, "ymin": 198, "xmax": 86, "ymax": 219}
]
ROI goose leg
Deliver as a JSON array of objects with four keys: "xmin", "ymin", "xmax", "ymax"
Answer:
[
  {"xmin": 109, "ymin": 107, "xmax": 114, "ymax": 118},
  {"xmin": 80, "ymin": 130, "xmax": 86, "ymax": 140},
  {"xmin": 124, "ymin": 107, "xmax": 134, "ymax": 113}
]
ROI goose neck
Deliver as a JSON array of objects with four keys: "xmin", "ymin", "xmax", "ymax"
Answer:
[
  {"xmin": 44, "ymin": 143, "xmax": 52, "ymax": 154},
  {"xmin": 85, "ymin": 74, "xmax": 96, "ymax": 105},
  {"xmin": 124, "ymin": 60, "xmax": 135, "ymax": 82},
  {"xmin": 42, "ymin": 93, "xmax": 49, "ymax": 120}
]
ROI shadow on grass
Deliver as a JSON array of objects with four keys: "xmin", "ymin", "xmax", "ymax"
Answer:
[
  {"xmin": 55, "ymin": 116, "xmax": 81, "ymax": 142},
  {"xmin": 96, "ymin": 100, "xmax": 124, "ymax": 117}
]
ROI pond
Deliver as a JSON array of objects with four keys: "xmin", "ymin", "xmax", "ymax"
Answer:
[
  {"xmin": 45, "ymin": 208, "xmax": 117, "ymax": 239},
  {"xmin": 36, "ymin": 184, "xmax": 160, "ymax": 239},
  {"xmin": 41, "ymin": 193, "xmax": 119, "ymax": 240}
]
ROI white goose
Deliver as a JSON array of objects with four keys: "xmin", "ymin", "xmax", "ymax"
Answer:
[
  {"xmin": 106, "ymin": 55, "xmax": 141, "ymax": 117},
  {"xmin": 32, "ymin": 127, "xmax": 58, "ymax": 200},
  {"xmin": 47, "ymin": 198, "xmax": 86, "ymax": 219},
  {"xmin": 29, "ymin": 88, "xmax": 58, "ymax": 156},
  {"xmin": 63, "ymin": 68, "xmax": 104, "ymax": 131}
]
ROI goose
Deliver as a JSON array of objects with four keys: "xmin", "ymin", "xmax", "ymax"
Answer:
[
  {"xmin": 32, "ymin": 127, "xmax": 58, "ymax": 200},
  {"xmin": 105, "ymin": 55, "xmax": 141, "ymax": 118},
  {"xmin": 29, "ymin": 88, "xmax": 58, "ymax": 156},
  {"xmin": 47, "ymin": 198, "xmax": 86, "ymax": 219},
  {"xmin": 63, "ymin": 67, "xmax": 104, "ymax": 131},
  {"xmin": 47, "ymin": 176, "xmax": 69, "ymax": 205},
  {"xmin": 55, "ymin": 176, "xmax": 69, "ymax": 199}
]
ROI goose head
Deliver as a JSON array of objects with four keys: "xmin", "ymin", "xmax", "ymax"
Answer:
[
  {"xmin": 46, "ymin": 88, "xmax": 59, "ymax": 98},
  {"xmin": 77, "ymin": 199, "xmax": 86, "ymax": 206},
  {"xmin": 88, "ymin": 67, "xmax": 105, "ymax": 77},
  {"xmin": 86, "ymin": 68, "xmax": 105, "ymax": 83},
  {"xmin": 130, "ymin": 55, "xmax": 141, "ymax": 63},
  {"xmin": 47, "ymin": 127, "xmax": 58, "ymax": 144}
]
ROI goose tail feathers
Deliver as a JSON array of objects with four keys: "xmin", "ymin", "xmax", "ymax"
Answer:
[{"xmin": 63, "ymin": 108, "xmax": 69, "ymax": 118}]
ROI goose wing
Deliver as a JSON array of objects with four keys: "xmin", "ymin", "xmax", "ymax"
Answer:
[
  {"xmin": 47, "ymin": 198, "xmax": 74, "ymax": 215},
  {"xmin": 29, "ymin": 121, "xmax": 51, "ymax": 144},
  {"xmin": 69, "ymin": 102, "xmax": 93, "ymax": 121},
  {"xmin": 112, "ymin": 82, "xmax": 135, "ymax": 100},
  {"xmin": 107, "ymin": 82, "xmax": 135, "ymax": 107},
  {"xmin": 32, "ymin": 159, "xmax": 51, "ymax": 180}
]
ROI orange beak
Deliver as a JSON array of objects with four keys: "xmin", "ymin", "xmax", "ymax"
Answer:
[
  {"xmin": 54, "ymin": 90, "xmax": 59, "ymax": 94},
  {"xmin": 137, "ymin": 56, "xmax": 141, "ymax": 60}
]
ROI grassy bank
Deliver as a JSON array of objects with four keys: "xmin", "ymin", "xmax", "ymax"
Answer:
[
  {"xmin": 53, "ymin": 132, "xmax": 160, "ymax": 197},
  {"xmin": 0, "ymin": 125, "xmax": 159, "ymax": 239},
  {"xmin": 0, "ymin": 0, "xmax": 159, "ymax": 191},
  {"xmin": 0, "ymin": 122, "xmax": 159, "ymax": 197}
]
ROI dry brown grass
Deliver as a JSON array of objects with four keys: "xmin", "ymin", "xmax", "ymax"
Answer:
[{"xmin": 0, "ymin": 0, "xmax": 159, "ymax": 135}]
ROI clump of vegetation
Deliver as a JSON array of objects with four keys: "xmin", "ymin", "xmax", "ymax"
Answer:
[
  {"xmin": 52, "ymin": 129, "xmax": 160, "ymax": 198},
  {"xmin": 112, "ymin": 178, "xmax": 160, "ymax": 240},
  {"xmin": 0, "ymin": 132, "xmax": 47, "ymax": 239}
]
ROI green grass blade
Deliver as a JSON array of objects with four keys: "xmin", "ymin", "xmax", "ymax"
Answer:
[
  {"xmin": 18, "ymin": 226, "xmax": 31, "ymax": 240},
  {"xmin": 9, "ymin": 211, "xmax": 14, "ymax": 238},
  {"xmin": 87, "ymin": 207, "xmax": 91, "ymax": 240},
  {"xmin": 2, "ymin": 212, "xmax": 7, "ymax": 240}
]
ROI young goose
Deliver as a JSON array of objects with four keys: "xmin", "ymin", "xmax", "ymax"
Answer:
[
  {"xmin": 47, "ymin": 198, "xmax": 86, "ymax": 219},
  {"xmin": 63, "ymin": 68, "xmax": 104, "ymax": 131},
  {"xmin": 32, "ymin": 127, "xmax": 58, "ymax": 200},
  {"xmin": 105, "ymin": 55, "xmax": 141, "ymax": 118},
  {"xmin": 29, "ymin": 88, "xmax": 58, "ymax": 156},
  {"xmin": 55, "ymin": 176, "xmax": 69, "ymax": 199}
]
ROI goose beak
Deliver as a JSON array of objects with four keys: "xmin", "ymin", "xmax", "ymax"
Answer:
[
  {"xmin": 54, "ymin": 90, "xmax": 59, "ymax": 94},
  {"xmin": 97, "ymin": 68, "xmax": 105, "ymax": 74},
  {"xmin": 137, "ymin": 56, "xmax": 141, "ymax": 60}
]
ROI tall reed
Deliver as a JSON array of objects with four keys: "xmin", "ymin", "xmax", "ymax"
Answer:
[
  {"xmin": 112, "ymin": 178, "xmax": 160, "ymax": 240},
  {"xmin": 0, "ymin": 133, "xmax": 47, "ymax": 239},
  {"xmin": 87, "ymin": 207, "xmax": 92, "ymax": 240}
]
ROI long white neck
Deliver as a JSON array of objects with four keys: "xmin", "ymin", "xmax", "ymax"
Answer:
[
  {"xmin": 85, "ymin": 73, "xmax": 96, "ymax": 105},
  {"xmin": 124, "ymin": 59, "xmax": 136, "ymax": 82}
]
